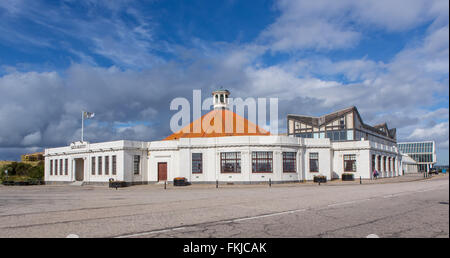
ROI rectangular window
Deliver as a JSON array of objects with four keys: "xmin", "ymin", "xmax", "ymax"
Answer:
[
  {"xmin": 59, "ymin": 159, "xmax": 63, "ymax": 175},
  {"xmin": 192, "ymin": 153, "xmax": 203, "ymax": 173},
  {"xmin": 91, "ymin": 157, "xmax": 96, "ymax": 175},
  {"xmin": 220, "ymin": 152, "xmax": 241, "ymax": 173},
  {"xmin": 105, "ymin": 156, "xmax": 109, "ymax": 175},
  {"xmin": 383, "ymin": 157, "xmax": 386, "ymax": 171},
  {"xmin": 50, "ymin": 160, "xmax": 53, "ymax": 175},
  {"xmin": 339, "ymin": 131, "xmax": 346, "ymax": 141},
  {"xmin": 252, "ymin": 152, "xmax": 273, "ymax": 173},
  {"xmin": 134, "ymin": 155, "xmax": 140, "ymax": 175},
  {"xmin": 344, "ymin": 154, "xmax": 356, "ymax": 172},
  {"xmin": 333, "ymin": 131, "xmax": 339, "ymax": 141},
  {"xmin": 347, "ymin": 130, "xmax": 354, "ymax": 141},
  {"xmin": 309, "ymin": 153, "xmax": 319, "ymax": 172},
  {"xmin": 98, "ymin": 156, "xmax": 102, "ymax": 175},
  {"xmin": 64, "ymin": 159, "xmax": 68, "ymax": 175},
  {"xmin": 112, "ymin": 155, "xmax": 117, "ymax": 175},
  {"xmin": 283, "ymin": 152, "xmax": 296, "ymax": 173}
]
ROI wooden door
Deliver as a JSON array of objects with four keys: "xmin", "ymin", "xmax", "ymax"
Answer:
[
  {"xmin": 158, "ymin": 162, "xmax": 167, "ymax": 181},
  {"xmin": 75, "ymin": 158, "xmax": 84, "ymax": 181}
]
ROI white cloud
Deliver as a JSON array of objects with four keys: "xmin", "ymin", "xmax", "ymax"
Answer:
[
  {"xmin": 21, "ymin": 131, "xmax": 41, "ymax": 146},
  {"xmin": 260, "ymin": 0, "xmax": 447, "ymax": 52},
  {"xmin": 408, "ymin": 122, "xmax": 449, "ymax": 149}
]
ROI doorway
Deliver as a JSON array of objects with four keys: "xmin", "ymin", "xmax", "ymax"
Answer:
[
  {"xmin": 158, "ymin": 162, "xmax": 167, "ymax": 181},
  {"xmin": 74, "ymin": 158, "xmax": 84, "ymax": 181}
]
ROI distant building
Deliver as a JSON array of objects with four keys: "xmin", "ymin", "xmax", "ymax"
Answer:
[
  {"xmin": 401, "ymin": 154, "xmax": 419, "ymax": 173},
  {"xmin": 21, "ymin": 152, "xmax": 44, "ymax": 162},
  {"xmin": 398, "ymin": 141, "xmax": 436, "ymax": 172}
]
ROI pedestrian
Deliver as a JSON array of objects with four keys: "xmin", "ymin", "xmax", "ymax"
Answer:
[{"xmin": 373, "ymin": 169, "xmax": 378, "ymax": 180}]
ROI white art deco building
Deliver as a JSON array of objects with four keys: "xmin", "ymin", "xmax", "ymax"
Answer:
[{"xmin": 44, "ymin": 90, "xmax": 403, "ymax": 185}]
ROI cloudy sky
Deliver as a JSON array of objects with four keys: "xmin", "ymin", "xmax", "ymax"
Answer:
[{"xmin": 0, "ymin": 0, "xmax": 448, "ymax": 164}]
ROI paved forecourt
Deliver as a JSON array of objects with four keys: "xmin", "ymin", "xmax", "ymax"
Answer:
[{"xmin": 0, "ymin": 174, "xmax": 448, "ymax": 238}]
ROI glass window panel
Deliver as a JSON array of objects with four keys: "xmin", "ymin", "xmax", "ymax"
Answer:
[
  {"xmin": 221, "ymin": 152, "xmax": 241, "ymax": 173},
  {"xmin": 252, "ymin": 152, "xmax": 273, "ymax": 173},
  {"xmin": 105, "ymin": 156, "xmax": 109, "ymax": 175},
  {"xmin": 309, "ymin": 153, "xmax": 319, "ymax": 172},
  {"xmin": 192, "ymin": 153, "xmax": 202, "ymax": 173},
  {"xmin": 133, "ymin": 155, "xmax": 140, "ymax": 174},
  {"xmin": 333, "ymin": 131, "xmax": 339, "ymax": 141},
  {"xmin": 91, "ymin": 157, "xmax": 96, "ymax": 175},
  {"xmin": 112, "ymin": 155, "xmax": 117, "ymax": 175},
  {"xmin": 98, "ymin": 156, "xmax": 102, "ymax": 175},
  {"xmin": 347, "ymin": 130, "xmax": 354, "ymax": 141}
]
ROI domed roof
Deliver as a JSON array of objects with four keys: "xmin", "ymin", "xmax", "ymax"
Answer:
[{"xmin": 163, "ymin": 109, "xmax": 270, "ymax": 140}]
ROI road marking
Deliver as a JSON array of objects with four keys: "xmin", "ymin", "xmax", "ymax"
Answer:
[
  {"xmin": 116, "ymin": 225, "xmax": 190, "ymax": 238},
  {"xmin": 366, "ymin": 234, "xmax": 380, "ymax": 238},
  {"xmin": 232, "ymin": 209, "xmax": 306, "ymax": 222},
  {"xmin": 115, "ymin": 208, "xmax": 307, "ymax": 238},
  {"xmin": 327, "ymin": 200, "xmax": 359, "ymax": 207},
  {"xmin": 416, "ymin": 189, "xmax": 434, "ymax": 193},
  {"xmin": 66, "ymin": 234, "xmax": 79, "ymax": 238}
]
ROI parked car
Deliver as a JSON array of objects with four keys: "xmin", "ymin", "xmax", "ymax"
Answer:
[{"xmin": 429, "ymin": 168, "xmax": 439, "ymax": 175}]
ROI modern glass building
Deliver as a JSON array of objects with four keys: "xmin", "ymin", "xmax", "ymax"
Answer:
[{"xmin": 398, "ymin": 141, "xmax": 436, "ymax": 172}]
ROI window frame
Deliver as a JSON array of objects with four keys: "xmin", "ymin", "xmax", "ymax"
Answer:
[
  {"xmin": 192, "ymin": 153, "xmax": 203, "ymax": 174},
  {"xmin": 343, "ymin": 154, "xmax": 357, "ymax": 172},
  {"xmin": 59, "ymin": 159, "xmax": 63, "ymax": 176},
  {"xmin": 98, "ymin": 156, "xmax": 102, "ymax": 175},
  {"xmin": 64, "ymin": 158, "xmax": 68, "ymax": 175},
  {"xmin": 220, "ymin": 152, "xmax": 241, "ymax": 173},
  {"xmin": 91, "ymin": 157, "xmax": 96, "ymax": 175},
  {"xmin": 252, "ymin": 151, "xmax": 273, "ymax": 173},
  {"xmin": 112, "ymin": 155, "xmax": 117, "ymax": 175},
  {"xmin": 309, "ymin": 152, "xmax": 319, "ymax": 173},
  {"xmin": 133, "ymin": 155, "xmax": 140, "ymax": 175},
  {"xmin": 283, "ymin": 152, "xmax": 297, "ymax": 173},
  {"xmin": 105, "ymin": 156, "xmax": 109, "ymax": 175}
]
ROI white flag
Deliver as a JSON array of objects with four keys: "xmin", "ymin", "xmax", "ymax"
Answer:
[{"xmin": 84, "ymin": 111, "xmax": 95, "ymax": 119}]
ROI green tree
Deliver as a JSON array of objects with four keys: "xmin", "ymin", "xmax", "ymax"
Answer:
[{"xmin": 28, "ymin": 162, "xmax": 44, "ymax": 180}]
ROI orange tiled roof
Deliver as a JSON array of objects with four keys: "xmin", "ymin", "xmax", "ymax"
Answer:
[{"xmin": 164, "ymin": 109, "xmax": 270, "ymax": 140}]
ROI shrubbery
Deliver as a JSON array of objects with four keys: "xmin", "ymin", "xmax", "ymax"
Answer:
[{"xmin": 0, "ymin": 161, "xmax": 44, "ymax": 182}]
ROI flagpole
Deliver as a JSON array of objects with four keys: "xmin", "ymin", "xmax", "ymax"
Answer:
[{"xmin": 81, "ymin": 111, "xmax": 84, "ymax": 143}]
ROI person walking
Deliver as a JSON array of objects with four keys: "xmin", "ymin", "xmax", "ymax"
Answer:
[{"xmin": 373, "ymin": 169, "xmax": 378, "ymax": 180}]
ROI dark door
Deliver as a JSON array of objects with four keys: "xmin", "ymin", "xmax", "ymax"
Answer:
[
  {"xmin": 158, "ymin": 162, "xmax": 167, "ymax": 181},
  {"xmin": 75, "ymin": 158, "xmax": 84, "ymax": 181}
]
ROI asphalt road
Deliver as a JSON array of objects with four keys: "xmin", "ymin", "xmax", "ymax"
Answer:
[{"xmin": 0, "ymin": 175, "xmax": 448, "ymax": 238}]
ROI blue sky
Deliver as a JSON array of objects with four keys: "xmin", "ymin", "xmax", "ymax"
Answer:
[{"xmin": 0, "ymin": 0, "xmax": 448, "ymax": 164}]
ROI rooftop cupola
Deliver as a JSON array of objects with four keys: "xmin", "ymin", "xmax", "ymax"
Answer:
[{"xmin": 212, "ymin": 89, "xmax": 230, "ymax": 110}]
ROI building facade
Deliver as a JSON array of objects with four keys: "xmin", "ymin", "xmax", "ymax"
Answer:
[
  {"xmin": 45, "ymin": 91, "xmax": 403, "ymax": 185},
  {"xmin": 398, "ymin": 141, "xmax": 436, "ymax": 172},
  {"xmin": 21, "ymin": 151, "xmax": 44, "ymax": 162}
]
